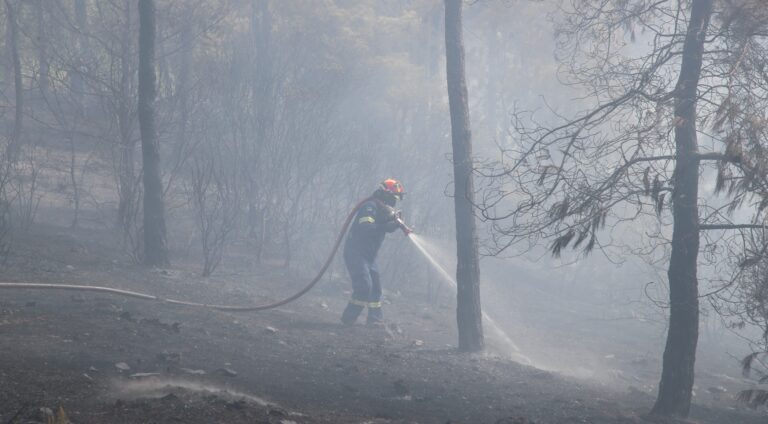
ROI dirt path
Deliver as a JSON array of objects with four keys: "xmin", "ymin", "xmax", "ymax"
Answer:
[{"xmin": 0, "ymin": 226, "xmax": 765, "ymax": 423}]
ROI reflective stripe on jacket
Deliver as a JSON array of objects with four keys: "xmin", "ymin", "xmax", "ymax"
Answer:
[{"xmin": 343, "ymin": 199, "xmax": 398, "ymax": 262}]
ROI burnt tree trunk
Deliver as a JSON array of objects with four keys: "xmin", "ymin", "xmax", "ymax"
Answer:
[
  {"xmin": 116, "ymin": 2, "xmax": 136, "ymax": 235},
  {"xmin": 138, "ymin": 0, "xmax": 169, "ymax": 267},
  {"xmin": 5, "ymin": 0, "xmax": 22, "ymax": 161},
  {"xmin": 173, "ymin": 9, "xmax": 192, "ymax": 162},
  {"xmin": 651, "ymin": 0, "xmax": 712, "ymax": 417},
  {"xmin": 71, "ymin": 0, "xmax": 89, "ymax": 107},
  {"xmin": 247, "ymin": 0, "xmax": 272, "ymax": 264},
  {"xmin": 35, "ymin": 0, "xmax": 49, "ymax": 100},
  {"xmin": 485, "ymin": 19, "xmax": 499, "ymax": 142},
  {"xmin": 444, "ymin": 0, "xmax": 483, "ymax": 353}
]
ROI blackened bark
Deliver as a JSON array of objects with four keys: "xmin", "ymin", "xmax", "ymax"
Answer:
[
  {"xmin": 71, "ymin": 0, "xmax": 89, "ymax": 105},
  {"xmin": 69, "ymin": 132, "xmax": 79, "ymax": 228},
  {"xmin": 173, "ymin": 9, "xmax": 192, "ymax": 161},
  {"xmin": 35, "ymin": 0, "xmax": 49, "ymax": 100},
  {"xmin": 5, "ymin": 0, "xmax": 22, "ymax": 161},
  {"xmin": 116, "ymin": 108, "xmax": 136, "ymax": 235},
  {"xmin": 247, "ymin": 0, "xmax": 272, "ymax": 263},
  {"xmin": 116, "ymin": 1, "xmax": 135, "ymax": 234},
  {"xmin": 138, "ymin": 0, "xmax": 169, "ymax": 267},
  {"xmin": 485, "ymin": 20, "xmax": 499, "ymax": 142},
  {"xmin": 651, "ymin": 0, "xmax": 713, "ymax": 417},
  {"xmin": 444, "ymin": 0, "xmax": 483, "ymax": 353}
]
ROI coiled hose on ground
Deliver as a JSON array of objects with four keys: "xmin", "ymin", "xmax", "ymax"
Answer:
[{"xmin": 0, "ymin": 197, "xmax": 375, "ymax": 312}]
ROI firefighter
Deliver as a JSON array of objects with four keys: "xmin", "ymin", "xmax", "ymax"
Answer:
[{"xmin": 340, "ymin": 179, "xmax": 406, "ymax": 325}]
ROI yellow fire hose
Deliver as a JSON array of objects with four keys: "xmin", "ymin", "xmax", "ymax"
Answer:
[{"xmin": 0, "ymin": 196, "xmax": 410, "ymax": 312}]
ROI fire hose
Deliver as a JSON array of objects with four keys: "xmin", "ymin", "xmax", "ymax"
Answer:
[{"xmin": 0, "ymin": 197, "xmax": 412, "ymax": 312}]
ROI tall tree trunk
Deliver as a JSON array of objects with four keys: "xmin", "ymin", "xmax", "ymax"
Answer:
[
  {"xmin": 69, "ymin": 132, "xmax": 80, "ymax": 228},
  {"xmin": 247, "ymin": 0, "xmax": 272, "ymax": 262},
  {"xmin": 35, "ymin": 0, "xmax": 49, "ymax": 100},
  {"xmin": 2, "ymin": 3, "xmax": 10, "ymax": 85},
  {"xmin": 5, "ymin": 0, "xmax": 22, "ymax": 162},
  {"xmin": 253, "ymin": 0, "xmax": 273, "ymax": 150},
  {"xmin": 71, "ymin": 0, "xmax": 89, "ymax": 107},
  {"xmin": 116, "ymin": 109, "xmax": 135, "ymax": 234},
  {"xmin": 651, "ymin": 0, "xmax": 713, "ymax": 417},
  {"xmin": 444, "ymin": 0, "xmax": 483, "ymax": 353},
  {"xmin": 173, "ymin": 9, "xmax": 192, "ymax": 162},
  {"xmin": 485, "ymin": 20, "xmax": 499, "ymax": 142},
  {"xmin": 138, "ymin": 0, "xmax": 169, "ymax": 267},
  {"xmin": 116, "ymin": 1, "xmax": 135, "ymax": 234}
]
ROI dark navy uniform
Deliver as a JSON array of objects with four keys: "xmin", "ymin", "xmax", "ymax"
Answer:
[{"xmin": 341, "ymin": 199, "xmax": 399, "ymax": 325}]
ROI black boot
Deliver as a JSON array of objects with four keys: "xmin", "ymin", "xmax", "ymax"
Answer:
[
  {"xmin": 366, "ymin": 306, "xmax": 384, "ymax": 326},
  {"xmin": 341, "ymin": 302, "xmax": 364, "ymax": 325}
]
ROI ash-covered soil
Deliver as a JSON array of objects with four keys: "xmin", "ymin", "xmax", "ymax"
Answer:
[{"xmin": 0, "ymin": 224, "xmax": 765, "ymax": 423}]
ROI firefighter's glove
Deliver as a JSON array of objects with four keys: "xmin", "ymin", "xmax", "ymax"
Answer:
[{"xmin": 383, "ymin": 205, "xmax": 398, "ymax": 222}]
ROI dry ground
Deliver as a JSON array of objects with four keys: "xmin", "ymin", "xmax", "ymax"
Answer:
[{"xmin": 0, "ymin": 223, "xmax": 765, "ymax": 424}]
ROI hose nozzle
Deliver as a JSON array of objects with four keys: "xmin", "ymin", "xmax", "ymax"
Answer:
[
  {"xmin": 382, "ymin": 203, "xmax": 413, "ymax": 236},
  {"xmin": 395, "ymin": 216, "xmax": 413, "ymax": 236}
]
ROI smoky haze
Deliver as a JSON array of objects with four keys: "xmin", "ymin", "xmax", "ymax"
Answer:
[{"xmin": 0, "ymin": 1, "xmax": 765, "ymax": 423}]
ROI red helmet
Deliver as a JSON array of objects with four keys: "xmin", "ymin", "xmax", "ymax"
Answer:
[{"xmin": 379, "ymin": 178, "xmax": 405, "ymax": 200}]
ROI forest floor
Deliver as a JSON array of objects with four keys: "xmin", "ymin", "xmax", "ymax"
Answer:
[{"xmin": 0, "ymin": 223, "xmax": 766, "ymax": 424}]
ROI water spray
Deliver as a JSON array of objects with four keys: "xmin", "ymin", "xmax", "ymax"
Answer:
[
  {"xmin": 407, "ymin": 233, "xmax": 534, "ymax": 365},
  {"xmin": 0, "ymin": 196, "xmax": 532, "ymax": 365}
]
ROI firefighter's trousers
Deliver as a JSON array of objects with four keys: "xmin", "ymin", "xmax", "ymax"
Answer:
[{"xmin": 341, "ymin": 251, "xmax": 383, "ymax": 325}]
